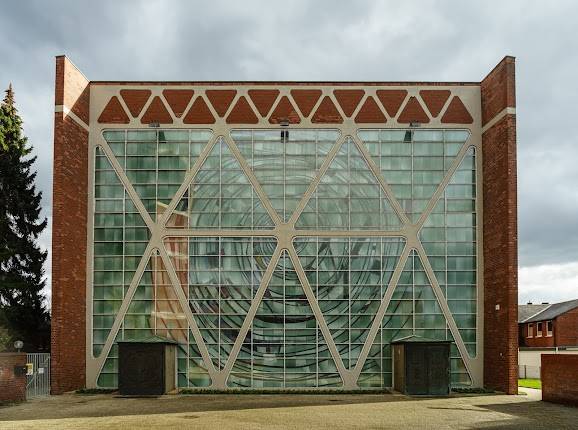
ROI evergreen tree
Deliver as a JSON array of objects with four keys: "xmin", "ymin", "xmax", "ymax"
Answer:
[{"xmin": 0, "ymin": 84, "xmax": 50, "ymax": 351}]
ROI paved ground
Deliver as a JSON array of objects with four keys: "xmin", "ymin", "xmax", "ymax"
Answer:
[{"xmin": 0, "ymin": 389, "xmax": 575, "ymax": 429}]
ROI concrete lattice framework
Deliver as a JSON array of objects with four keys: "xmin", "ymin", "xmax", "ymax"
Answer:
[{"xmin": 85, "ymin": 84, "xmax": 483, "ymax": 389}]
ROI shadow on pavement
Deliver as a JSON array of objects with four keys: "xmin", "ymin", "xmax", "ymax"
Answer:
[
  {"xmin": 4, "ymin": 392, "xmax": 567, "ymax": 426},
  {"xmin": 468, "ymin": 399, "xmax": 578, "ymax": 429},
  {"xmin": 0, "ymin": 393, "xmax": 411, "ymax": 421}
]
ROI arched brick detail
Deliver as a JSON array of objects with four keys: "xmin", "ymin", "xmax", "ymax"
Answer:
[
  {"xmin": 141, "ymin": 96, "xmax": 173, "ymax": 124},
  {"xmin": 163, "ymin": 89, "xmax": 194, "ymax": 118},
  {"xmin": 376, "ymin": 90, "xmax": 407, "ymax": 117},
  {"xmin": 420, "ymin": 90, "xmax": 450, "ymax": 117},
  {"xmin": 334, "ymin": 89, "xmax": 364, "ymax": 117},
  {"xmin": 120, "ymin": 89, "xmax": 151, "ymax": 117},
  {"xmin": 226, "ymin": 96, "xmax": 259, "ymax": 124},
  {"xmin": 206, "ymin": 90, "xmax": 237, "ymax": 117},
  {"xmin": 248, "ymin": 89, "xmax": 279, "ymax": 117},
  {"xmin": 397, "ymin": 96, "xmax": 430, "ymax": 123},
  {"xmin": 97, "ymin": 96, "xmax": 130, "ymax": 124},
  {"xmin": 354, "ymin": 97, "xmax": 387, "ymax": 123},
  {"xmin": 269, "ymin": 96, "xmax": 301, "ymax": 124},
  {"xmin": 441, "ymin": 96, "xmax": 474, "ymax": 124},
  {"xmin": 183, "ymin": 97, "xmax": 216, "ymax": 124},
  {"xmin": 311, "ymin": 96, "xmax": 343, "ymax": 123},
  {"xmin": 290, "ymin": 89, "xmax": 322, "ymax": 117}
]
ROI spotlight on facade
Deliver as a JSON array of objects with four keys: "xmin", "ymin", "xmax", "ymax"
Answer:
[
  {"xmin": 148, "ymin": 122, "xmax": 160, "ymax": 128},
  {"xmin": 409, "ymin": 122, "xmax": 421, "ymax": 128},
  {"xmin": 279, "ymin": 118, "xmax": 290, "ymax": 127}
]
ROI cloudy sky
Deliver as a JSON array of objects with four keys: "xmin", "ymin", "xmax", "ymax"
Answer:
[{"xmin": 1, "ymin": 1, "xmax": 577, "ymax": 305}]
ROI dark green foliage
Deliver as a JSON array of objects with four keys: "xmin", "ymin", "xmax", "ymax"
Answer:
[
  {"xmin": 76, "ymin": 388, "xmax": 118, "ymax": 395},
  {"xmin": 0, "ymin": 325, "xmax": 12, "ymax": 351},
  {"xmin": 451, "ymin": 387, "xmax": 495, "ymax": 394},
  {"xmin": 0, "ymin": 84, "xmax": 50, "ymax": 352},
  {"xmin": 178, "ymin": 388, "xmax": 393, "ymax": 395}
]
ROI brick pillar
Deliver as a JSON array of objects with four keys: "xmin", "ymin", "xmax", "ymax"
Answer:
[
  {"xmin": 542, "ymin": 354, "xmax": 578, "ymax": 406},
  {"xmin": 481, "ymin": 56, "xmax": 518, "ymax": 394},
  {"xmin": 51, "ymin": 56, "xmax": 90, "ymax": 394},
  {"xmin": 0, "ymin": 353, "xmax": 27, "ymax": 402}
]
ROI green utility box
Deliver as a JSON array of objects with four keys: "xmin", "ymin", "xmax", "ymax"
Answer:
[
  {"xmin": 118, "ymin": 336, "xmax": 177, "ymax": 396},
  {"xmin": 392, "ymin": 335, "xmax": 451, "ymax": 396}
]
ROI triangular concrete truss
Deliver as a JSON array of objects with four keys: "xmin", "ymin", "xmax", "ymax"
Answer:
[{"xmin": 88, "ymin": 121, "xmax": 480, "ymax": 389}]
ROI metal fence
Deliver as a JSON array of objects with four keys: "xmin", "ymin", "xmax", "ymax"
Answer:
[
  {"xmin": 518, "ymin": 364, "xmax": 541, "ymax": 380},
  {"xmin": 26, "ymin": 353, "xmax": 50, "ymax": 398}
]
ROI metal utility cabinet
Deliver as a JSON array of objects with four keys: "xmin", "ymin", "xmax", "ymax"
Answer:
[
  {"xmin": 118, "ymin": 336, "xmax": 177, "ymax": 396},
  {"xmin": 392, "ymin": 335, "xmax": 451, "ymax": 396}
]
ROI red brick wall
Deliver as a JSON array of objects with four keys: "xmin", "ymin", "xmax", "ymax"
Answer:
[
  {"xmin": 0, "ymin": 353, "xmax": 26, "ymax": 402},
  {"xmin": 481, "ymin": 56, "xmax": 516, "ymax": 126},
  {"xmin": 51, "ymin": 56, "xmax": 89, "ymax": 394},
  {"xmin": 556, "ymin": 308, "xmax": 578, "ymax": 347},
  {"xmin": 481, "ymin": 56, "xmax": 518, "ymax": 394},
  {"xmin": 55, "ymin": 55, "xmax": 90, "ymax": 125},
  {"xmin": 542, "ymin": 354, "xmax": 578, "ymax": 406}
]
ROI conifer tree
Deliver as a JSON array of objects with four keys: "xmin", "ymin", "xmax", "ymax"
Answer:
[{"xmin": 0, "ymin": 84, "xmax": 50, "ymax": 351}]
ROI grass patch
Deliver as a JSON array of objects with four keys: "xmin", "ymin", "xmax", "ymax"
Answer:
[{"xmin": 518, "ymin": 379, "xmax": 541, "ymax": 389}]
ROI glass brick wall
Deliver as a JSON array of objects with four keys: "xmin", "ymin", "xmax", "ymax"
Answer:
[
  {"xmin": 229, "ymin": 250, "xmax": 343, "ymax": 388},
  {"xmin": 295, "ymin": 236, "xmax": 406, "ymax": 386},
  {"xmin": 92, "ymin": 128, "xmax": 476, "ymax": 389},
  {"xmin": 358, "ymin": 130, "xmax": 469, "ymax": 222},
  {"xmin": 233, "ymin": 129, "xmax": 338, "ymax": 223}
]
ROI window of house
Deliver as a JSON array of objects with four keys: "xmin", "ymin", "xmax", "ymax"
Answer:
[
  {"xmin": 547, "ymin": 320, "xmax": 553, "ymax": 337},
  {"xmin": 527, "ymin": 323, "xmax": 533, "ymax": 338},
  {"xmin": 537, "ymin": 322, "xmax": 543, "ymax": 337}
]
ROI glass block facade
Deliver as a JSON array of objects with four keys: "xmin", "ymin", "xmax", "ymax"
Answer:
[
  {"xmin": 295, "ymin": 236, "xmax": 406, "ymax": 384},
  {"xmin": 296, "ymin": 137, "xmax": 402, "ymax": 230},
  {"xmin": 229, "ymin": 249, "xmax": 343, "ymax": 388},
  {"xmin": 358, "ymin": 129, "xmax": 469, "ymax": 222},
  {"xmin": 93, "ymin": 147, "xmax": 150, "ymax": 357},
  {"xmin": 103, "ymin": 129, "xmax": 213, "ymax": 220},
  {"xmin": 91, "ymin": 127, "xmax": 477, "ymax": 390},
  {"xmin": 233, "ymin": 129, "xmax": 338, "ymax": 223}
]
